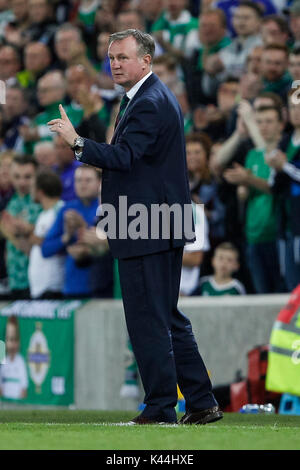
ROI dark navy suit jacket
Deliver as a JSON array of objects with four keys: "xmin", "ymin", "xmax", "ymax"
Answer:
[{"xmin": 80, "ymin": 73, "xmax": 195, "ymax": 259}]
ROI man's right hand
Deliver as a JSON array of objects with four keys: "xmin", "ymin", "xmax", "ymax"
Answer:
[{"xmin": 48, "ymin": 104, "xmax": 78, "ymax": 147}]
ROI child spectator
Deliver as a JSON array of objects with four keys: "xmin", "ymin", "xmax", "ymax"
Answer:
[
  {"xmin": 28, "ymin": 170, "xmax": 65, "ymax": 299},
  {"xmin": 193, "ymin": 242, "xmax": 246, "ymax": 296}
]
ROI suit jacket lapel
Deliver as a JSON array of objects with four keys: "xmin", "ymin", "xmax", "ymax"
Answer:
[{"xmin": 110, "ymin": 73, "xmax": 159, "ymax": 144}]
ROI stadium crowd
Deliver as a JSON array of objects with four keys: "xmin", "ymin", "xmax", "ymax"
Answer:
[{"xmin": 0, "ymin": 0, "xmax": 300, "ymax": 300}]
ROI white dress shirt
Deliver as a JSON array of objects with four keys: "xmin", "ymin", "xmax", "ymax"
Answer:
[{"xmin": 126, "ymin": 71, "xmax": 153, "ymax": 100}]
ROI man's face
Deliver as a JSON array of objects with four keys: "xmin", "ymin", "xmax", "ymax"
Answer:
[
  {"xmin": 66, "ymin": 66, "xmax": 90, "ymax": 101},
  {"xmin": 75, "ymin": 168, "xmax": 100, "ymax": 200},
  {"xmin": 28, "ymin": 0, "xmax": 49, "ymax": 23},
  {"xmin": 186, "ymin": 142, "xmax": 207, "ymax": 173},
  {"xmin": 289, "ymin": 53, "xmax": 300, "ymax": 81},
  {"xmin": 232, "ymin": 6, "xmax": 261, "ymax": 37},
  {"xmin": 247, "ymin": 46, "xmax": 263, "ymax": 74},
  {"xmin": 34, "ymin": 146, "xmax": 57, "ymax": 167},
  {"xmin": 37, "ymin": 74, "xmax": 65, "ymax": 107},
  {"xmin": 239, "ymin": 72, "xmax": 262, "ymax": 100},
  {"xmin": 108, "ymin": 37, "xmax": 150, "ymax": 91},
  {"xmin": 255, "ymin": 109, "xmax": 283, "ymax": 142},
  {"xmin": 3, "ymin": 88, "xmax": 26, "ymax": 120},
  {"xmin": 55, "ymin": 30, "xmax": 80, "ymax": 62},
  {"xmin": 217, "ymin": 81, "xmax": 239, "ymax": 114},
  {"xmin": 212, "ymin": 249, "xmax": 239, "ymax": 278},
  {"xmin": 10, "ymin": 162, "xmax": 36, "ymax": 195},
  {"xmin": 0, "ymin": 47, "xmax": 20, "ymax": 80},
  {"xmin": 25, "ymin": 43, "xmax": 50, "ymax": 72},
  {"xmin": 152, "ymin": 63, "xmax": 172, "ymax": 85},
  {"xmin": 261, "ymin": 49, "xmax": 288, "ymax": 82},
  {"xmin": 11, "ymin": 0, "xmax": 28, "ymax": 22},
  {"xmin": 0, "ymin": 0, "xmax": 8, "ymax": 9},
  {"xmin": 199, "ymin": 14, "xmax": 225, "ymax": 46},
  {"xmin": 262, "ymin": 20, "xmax": 287, "ymax": 46}
]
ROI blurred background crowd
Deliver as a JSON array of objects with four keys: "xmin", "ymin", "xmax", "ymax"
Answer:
[{"xmin": 0, "ymin": 0, "xmax": 300, "ymax": 301}]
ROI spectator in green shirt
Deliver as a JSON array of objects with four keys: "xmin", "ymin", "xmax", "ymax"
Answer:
[
  {"xmin": 0, "ymin": 155, "xmax": 41, "ymax": 298},
  {"xmin": 77, "ymin": 0, "xmax": 99, "ymax": 28},
  {"xmin": 266, "ymin": 92, "xmax": 300, "ymax": 291},
  {"xmin": 192, "ymin": 242, "xmax": 246, "ymax": 296},
  {"xmin": 19, "ymin": 70, "xmax": 67, "ymax": 154},
  {"xmin": 151, "ymin": 0, "xmax": 199, "ymax": 61},
  {"xmin": 223, "ymin": 105, "xmax": 284, "ymax": 293}
]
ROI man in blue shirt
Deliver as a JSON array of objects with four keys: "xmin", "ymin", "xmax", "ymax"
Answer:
[{"xmin": 42, "ymin": 165, "xmax": 100, "ymax": 297}]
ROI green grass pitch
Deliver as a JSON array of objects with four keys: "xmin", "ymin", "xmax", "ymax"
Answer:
[{"xmin": 0, "ymin": 410, "xmax": 300, "ymax": 450}]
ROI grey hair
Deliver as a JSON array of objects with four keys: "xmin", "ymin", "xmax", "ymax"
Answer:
[
  {"xmin": 109, "ymin": 29, "xmax": 155, "ymax": 60},
  {"xmin": 55, "ymin": 23, "xmax": 82, "ymax": 43}
]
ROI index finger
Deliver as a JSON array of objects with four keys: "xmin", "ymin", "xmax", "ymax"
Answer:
[{"xmin": 59, "ymin": 104, "xmax": 69, "ymax": 121}]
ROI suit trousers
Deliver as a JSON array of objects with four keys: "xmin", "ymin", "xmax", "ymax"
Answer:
[{"xmin": 118, "ymin": 246, "xmax": 217, "ymax": 422}]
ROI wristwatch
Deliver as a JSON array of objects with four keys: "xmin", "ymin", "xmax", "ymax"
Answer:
[{"xmin": 71, "ymin": 136, "xmax": 85, "ymax": 151}]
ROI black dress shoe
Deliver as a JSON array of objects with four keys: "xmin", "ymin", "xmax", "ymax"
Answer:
[
  {"xmin": 178, "ymin": 406, "xmax": 223, "ymax": 425},
  {"xmin": 128, "ymin": 415, "xmax": 177, "ymax": 425}
]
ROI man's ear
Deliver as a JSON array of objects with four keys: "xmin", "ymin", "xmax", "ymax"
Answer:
[{"xmin": 143, "ymin": 54, "xmax": 152, "ymax": 68}]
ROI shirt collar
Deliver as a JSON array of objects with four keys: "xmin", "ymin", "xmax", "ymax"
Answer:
[{"xmin": 126, "ymin": 71, "xmax": 153, "ymax": 100}]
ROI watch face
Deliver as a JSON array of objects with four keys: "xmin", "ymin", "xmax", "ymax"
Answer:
[{"xmin": 76, "ymin": 137, "xmax": 84, "ymax": 147}]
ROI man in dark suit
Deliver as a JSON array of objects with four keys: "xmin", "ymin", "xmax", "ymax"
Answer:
[{"xmin": 48, "ymin": 29, "xmax": 222, "ymax": 425}]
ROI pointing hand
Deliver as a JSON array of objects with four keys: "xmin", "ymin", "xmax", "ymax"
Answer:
[{"xmin": 47, "ymin": 104, "xmax": 78, "ymax": 147}]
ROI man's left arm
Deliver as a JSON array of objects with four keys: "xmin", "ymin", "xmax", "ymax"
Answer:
[{"xmin": 48, "ymin": 102, "xmax": 161, "ymax": 171}]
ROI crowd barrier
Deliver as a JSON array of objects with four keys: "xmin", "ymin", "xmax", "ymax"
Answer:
[{"xmin": 0, "ymin": 295, "xmax": 289, "ymax": 410}]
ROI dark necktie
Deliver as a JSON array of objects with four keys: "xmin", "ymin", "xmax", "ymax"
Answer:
[{"xmin": 114, "ymin": 94, "xmax": 130, "ymax": 130}]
